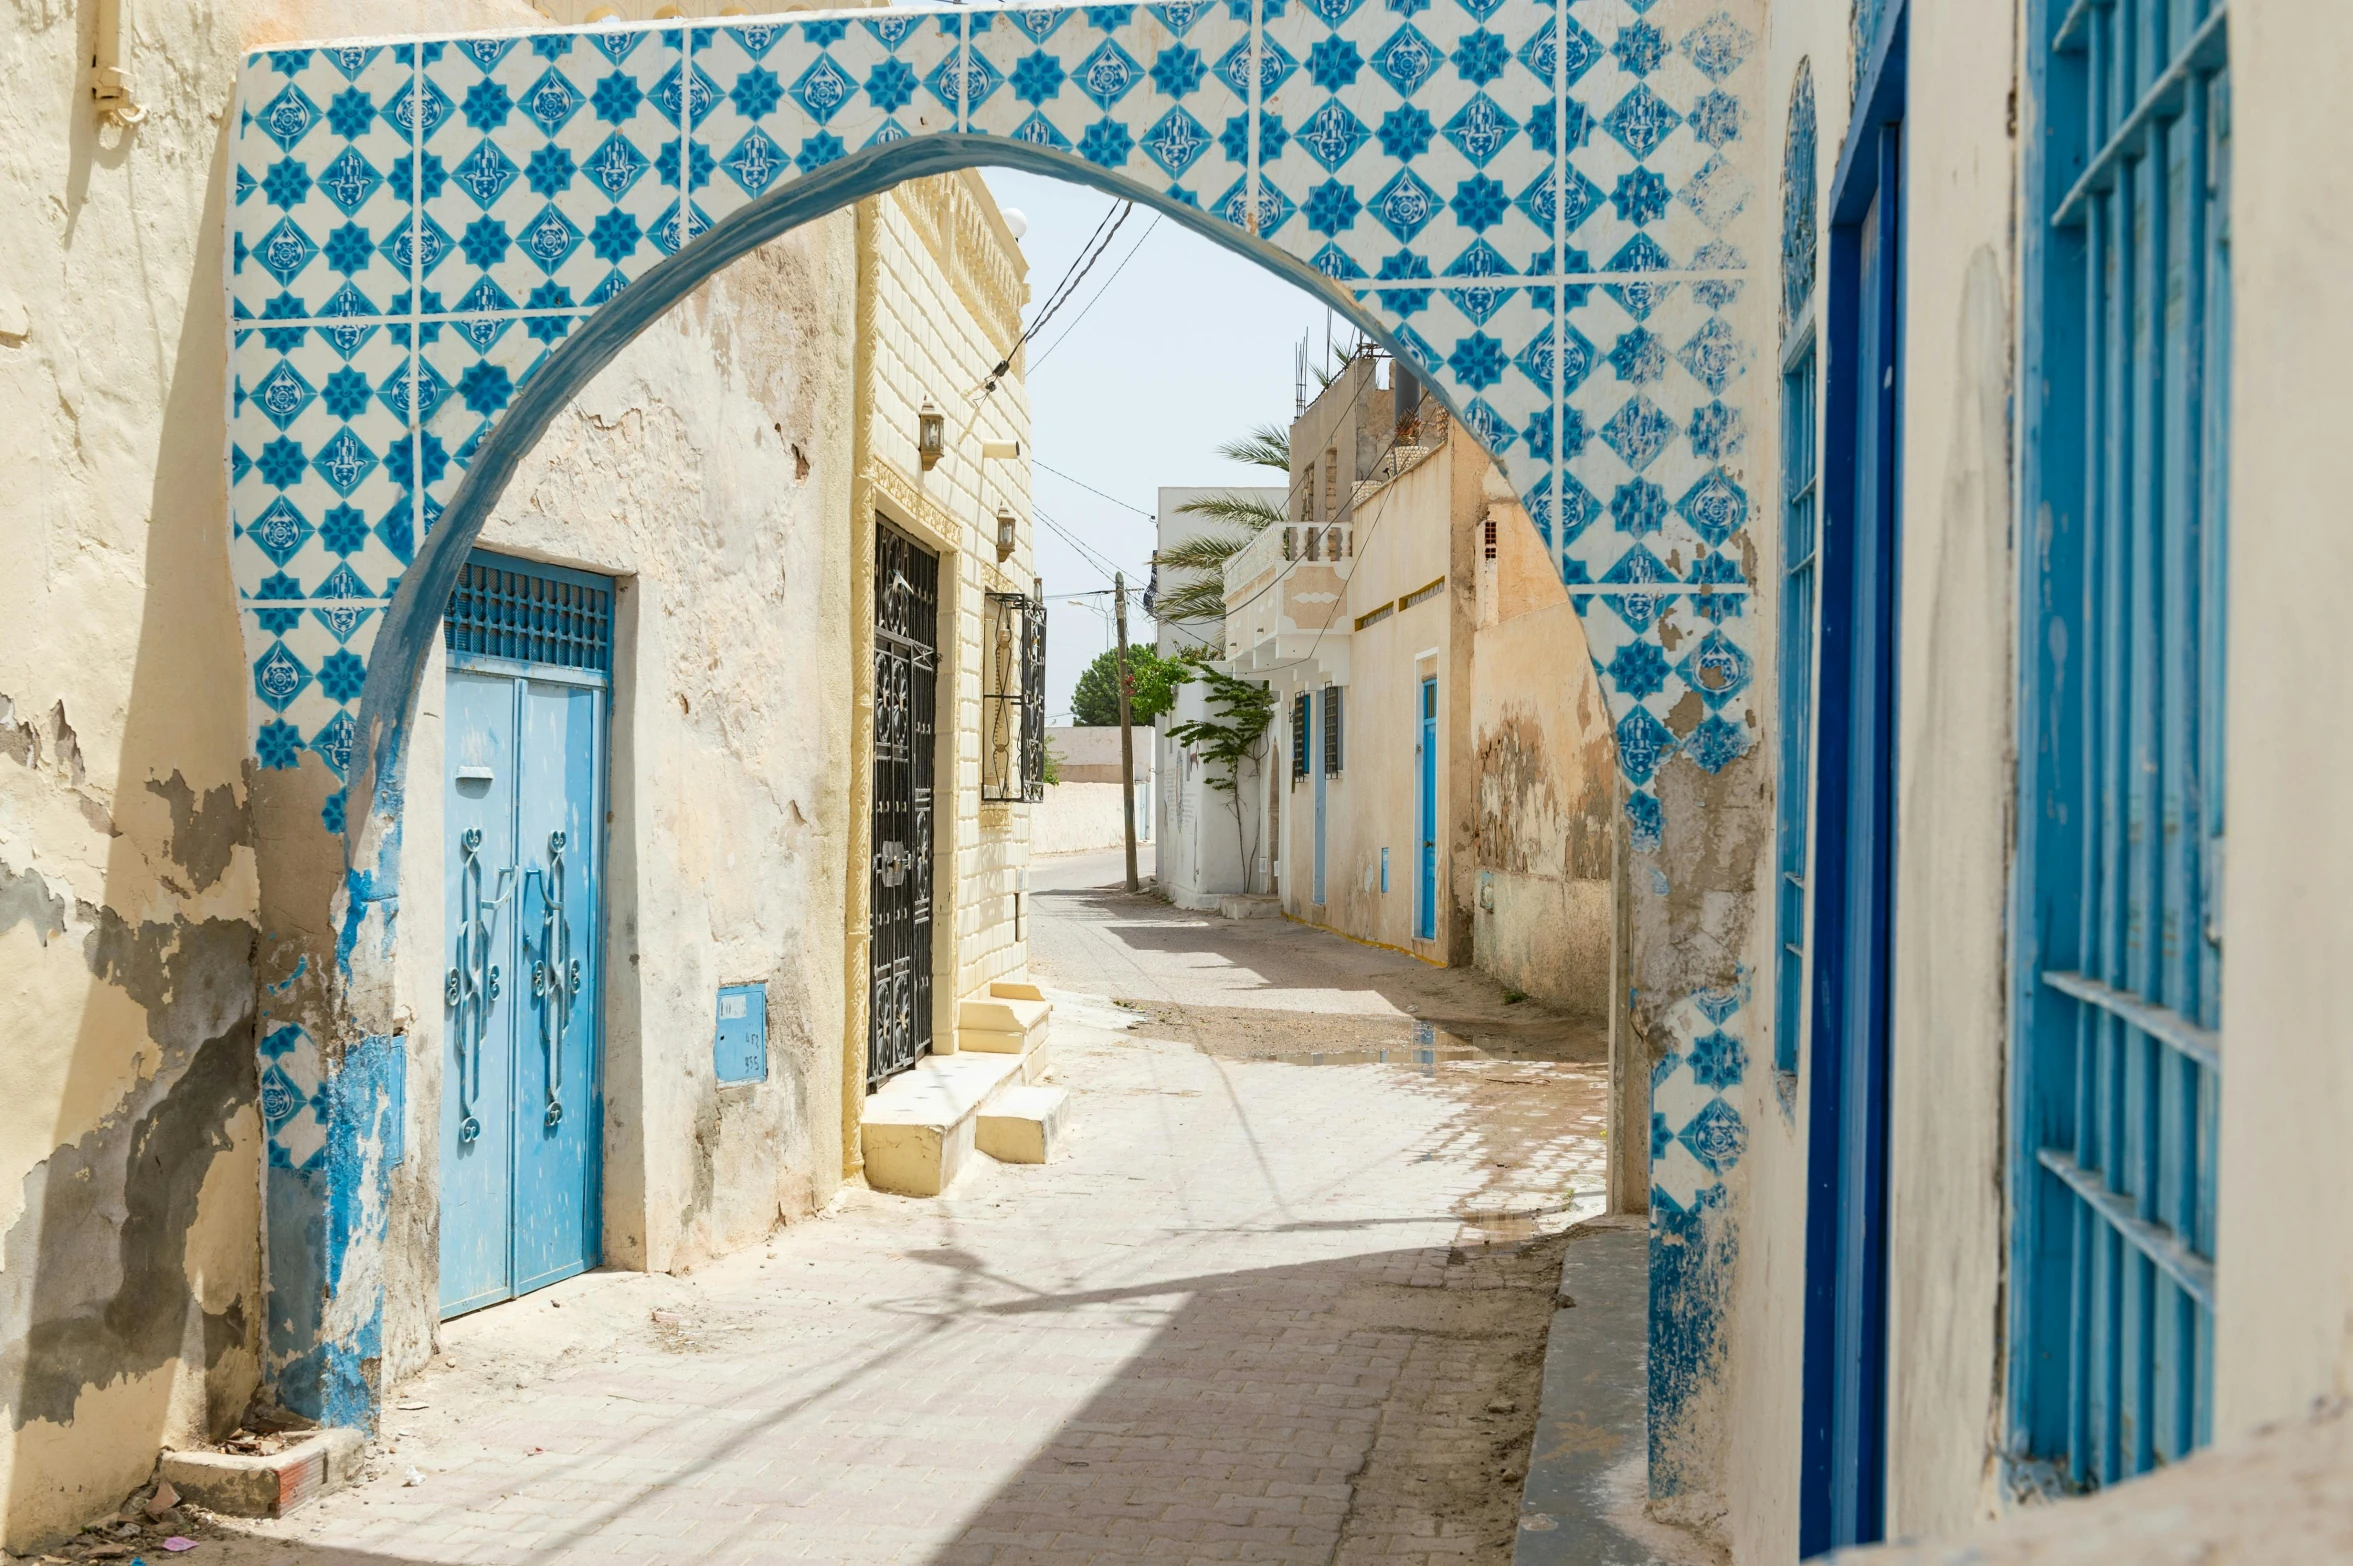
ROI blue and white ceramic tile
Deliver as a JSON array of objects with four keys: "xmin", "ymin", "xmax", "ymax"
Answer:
[{"xmin": 228, "ymin": 0, "xmax": 1762, "ymax": 859}]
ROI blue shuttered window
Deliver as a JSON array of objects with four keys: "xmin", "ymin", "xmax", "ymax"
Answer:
[
  {"xmin": 1776, "ymin": 65, "xmax": 1820, "ymax": 1078},
  {"xmin": 2016, "ymin": 0, "xmax": 2230, "ymax": 1489}
]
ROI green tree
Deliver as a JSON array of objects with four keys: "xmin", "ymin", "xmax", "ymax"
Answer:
[
  {"xmin": 1151, "ymin": 422, "xmax": 1294, "ymax": 627},
  {"xmin": 1070, "ymin": 643, "xmax": 1183, "ymax": 727},
  {"xmin": 1164, "ymin": 654, "xmax": 1277, "ymax": 892}
]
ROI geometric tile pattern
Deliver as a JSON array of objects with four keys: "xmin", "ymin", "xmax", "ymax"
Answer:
[
  {"xmin": 228, "ymin": 0, "xmax": 1761, "ymax": 1436},
  {"xmin": 229, "ymin": 0, "xmax": 1757, "ymax": 831},
  {"xmin": 231, "ymin": 0, "xmax": 1761, "ymax": 1234}
]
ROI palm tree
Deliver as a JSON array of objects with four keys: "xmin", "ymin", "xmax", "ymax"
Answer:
[{"xmin": 1153, "ymin": 423, "xmax": 1292, "ymax": 626}]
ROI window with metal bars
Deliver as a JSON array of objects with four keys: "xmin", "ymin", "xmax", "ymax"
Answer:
[
  {"xmin": 981, "ymin": 591, "xmax": 1048, "ymax": 803},
  {"xmin": 2013, "ymin": 0, "xmax": 2229, "ymax": 1490},
  {"xmin": 1776, "ymin": 62, "xmax": 1820, "ymax": 1079},
  {"xmin": 444, "ymin": 552, "xmax": 612, "ymax": 674},
  {"xmin": 1292, "ymin": 693, "xmax": 1310, "ymax": 781},
  {"xmin": 1321, "ymin": 685, "xmax": 1343, "ymax": 777}
]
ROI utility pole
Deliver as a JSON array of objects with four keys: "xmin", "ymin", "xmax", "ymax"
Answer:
[{"xmin": 1114, "ymin": 571, "xmax": 1140, "ymax": 894}]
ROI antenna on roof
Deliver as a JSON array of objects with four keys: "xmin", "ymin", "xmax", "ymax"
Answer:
[{"xmin": 1294, "ymin": 331, "xmax": 1310, "ymax": 416}]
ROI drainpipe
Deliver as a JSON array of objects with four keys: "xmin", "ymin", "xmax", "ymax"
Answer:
[{"xmin": 91, "ymin": 0, "xmax": 144, "ymax": 125}]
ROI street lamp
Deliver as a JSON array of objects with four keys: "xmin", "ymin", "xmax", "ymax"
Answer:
[{"xmin": 995, "ymin": 506, "xmax": 1018, "ymax": 563}]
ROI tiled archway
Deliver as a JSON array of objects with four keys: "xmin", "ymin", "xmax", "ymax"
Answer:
[{"xmin": 230, "ymin": 0, "xmax": 1765, "ymax": 1462}]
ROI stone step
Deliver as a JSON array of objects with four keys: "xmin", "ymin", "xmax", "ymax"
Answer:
[
  {"xmin": 958, "ymin": 991, "xmax": 1051, "ymax": 1056},
  {"xmin": 989, "ymin": 978, "xmax": 1047, "ymax": 1001},
  {"xmin": 860, "ymin": 1051, "xmax": 1030, "ymax": 1197},
  {"xmin": 976, "ymin": 1085, "xmax": 1070, "ymax": 1164}
]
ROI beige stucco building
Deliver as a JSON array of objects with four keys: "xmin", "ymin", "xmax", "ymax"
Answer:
[
  {"xmin": 1189, "ymin": 358, "xmax": 1613, "ymax": 1015},
  {"xmin": 0, "ymin": 0, "xmax": 1048, "ymax": 1545}
]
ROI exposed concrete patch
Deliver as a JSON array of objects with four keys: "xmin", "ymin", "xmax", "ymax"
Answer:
[
  {"xmin": 147, "ymin": 772, "xmax": 245, "ymax": 895},
  {"xmin": 0, "ymin": 859, "xmax": 68, "ymax": 946}
]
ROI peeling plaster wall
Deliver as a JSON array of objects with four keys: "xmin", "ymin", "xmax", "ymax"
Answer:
[
  {"xmin": 1879, "ymin": 1, "xmax": 2018, "ymax": 1537},
  {"xmin": 0, "ymin": 0, "xmax": 465, "ymax": 1545},
  {"xmin": 2213, "ymin": 0, "xmax": 2353, "ymax": 1442},
  {"xmin": 380, "ymin": 212, "xmax": 860, "ymax": 1378},
  {"xmin": 1471, "ymin": 470, "xmax": 1615, "ymax": 1019}
]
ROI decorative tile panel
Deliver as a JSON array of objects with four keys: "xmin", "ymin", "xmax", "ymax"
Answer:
[{"xmin": 227, "ymin": 0, "xmax": 1764, "ymax": 1450}]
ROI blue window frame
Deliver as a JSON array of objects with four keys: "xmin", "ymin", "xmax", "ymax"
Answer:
[
  {"xmin": 2013, "ymin": 0, "xmax": 2230, "ymax": 1490},
  {"xmin": 1801, "ymin": 6, "xmax": 1905, "ymax": 1551},
  {"xmin": 1776, "ymin": 63, "xmax": 1821, "ymax": 1078}
]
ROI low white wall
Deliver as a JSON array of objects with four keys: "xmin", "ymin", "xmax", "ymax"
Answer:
[{"xmin": 1032, "ymin": 781, "xmax": 1150, "ymax": 856}]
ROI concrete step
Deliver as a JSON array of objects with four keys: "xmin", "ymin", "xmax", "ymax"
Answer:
[
  {"xmin": 860, "ymin": 1051, "xmax": 1029, "ymax": 1197},
  {"xmin": 958, "ymin": 991, "xmax": 1051, "ymax": 1056},
  {"xmin": 1217, "ymin": 893, "xmax": 1283, "ymax": 920},
  {"xmin": 989, "ymin": 978, "xmax": 1046, "ymax": 1001},
  {"xmin": 976, "ymin": 1085, "xmax": 1070, "ymax": 1164}
]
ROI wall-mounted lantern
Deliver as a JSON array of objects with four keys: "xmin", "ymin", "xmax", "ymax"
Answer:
[
  {"xmin": 995, "ymin": 507, "xmax": 1018, "ymax": 563},
  {"xmin": 917, "ymin": 401, "xmax": 945, "ymax": 471}
]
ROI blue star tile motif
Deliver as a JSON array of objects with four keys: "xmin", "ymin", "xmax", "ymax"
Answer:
[
  {"xmin": 1611, "ymin": 477, "xmax": 1668, "ymax": 536},
  {"xmin": 1606, "ymin": 636, "xmax": 1669, "ymax": 699},
  {"xmin": 1608, "ymin": 327, "xmax": 1667, "ymax": 386},
  {"xmin": 1150, "ymin": 44, "xmax": 1206, "ymax": 97},
  {"xmin": 1689, "ymin": 399, "xmax": 1744, "ymax": 460},
  {"xmin": 1685, "ymin": 714, "xmax": 1750, "ymax": 774},
  {"xmin": 1687, "ymin": 1029, "xmax": 1745, "ymax": 1091}
]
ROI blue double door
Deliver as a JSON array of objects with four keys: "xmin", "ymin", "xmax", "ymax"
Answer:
[{"xmin": 440, "ymin": 593, "xmax": 607, "ymax": 1318}]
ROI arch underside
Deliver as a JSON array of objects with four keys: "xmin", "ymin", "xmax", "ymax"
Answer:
[{"xmin": 229, "ymin": 0, "xmax": 1763, "ymax": 1222}]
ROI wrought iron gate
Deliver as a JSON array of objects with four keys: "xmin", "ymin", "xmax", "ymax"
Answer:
[{"xmin": 869, "ymin": 521, "xmax": 938, "ymax": 1088}]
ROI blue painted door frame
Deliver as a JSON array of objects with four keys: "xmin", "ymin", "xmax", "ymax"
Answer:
[
  {"xmin": 1415, "ymin": 677, "xmax": 1437, "ymax": 943},
  {"xmin": 1800, "ymin": 7, "xmax": 1906, "ymax": 1553},
  {"xmin": 440, "ymin": 553, "xmax": 609, "ymax": 1319}
]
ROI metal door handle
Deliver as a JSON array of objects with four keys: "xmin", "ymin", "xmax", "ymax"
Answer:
[
  {"xmin": 447, "ymin": 830, "xmax": 512, "ymax": 1145},
  {"xmin": 539, "ymin": 829, "xmax": 571, "ymax": 1128}
]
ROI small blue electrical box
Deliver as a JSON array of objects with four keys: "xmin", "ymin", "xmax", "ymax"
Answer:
[{"xmin": 713, "ymin": 984, "xmax": 767, "ymax": 1085}]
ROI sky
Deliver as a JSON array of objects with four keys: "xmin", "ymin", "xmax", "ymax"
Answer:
[{"xmin": 979, "ymin": 169, "xmax": 1352, "ymax": 721}]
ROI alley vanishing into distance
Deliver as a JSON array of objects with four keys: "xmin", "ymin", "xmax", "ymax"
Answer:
[{"xmin": 181, "ymin": 850, "xmax": 1609, "ymax": 1566}]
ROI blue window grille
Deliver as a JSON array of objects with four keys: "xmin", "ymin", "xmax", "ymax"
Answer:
[
  {"xmin": 445, "ymin": 552, "xmax": 614, "ymax": 675},
  {"xmin": 2014, "ymin": 0, "xmax": 2230, "ymax": 1489},
  {"xmin": 1776, "ymin": 62, "xmax": 1820, "ymax": 1078}
]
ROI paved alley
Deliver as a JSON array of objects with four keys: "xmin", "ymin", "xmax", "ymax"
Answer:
[{"xmin": 194, "ymin": 853, "xmax": 1609, "ymax": 1566}]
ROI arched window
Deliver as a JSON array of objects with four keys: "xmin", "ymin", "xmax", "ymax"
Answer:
[{"xmin": 1774, "ymin": 61, "xmax": 1819, "ymax": 1081}]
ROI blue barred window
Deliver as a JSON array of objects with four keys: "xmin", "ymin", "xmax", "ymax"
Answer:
[
  {"xmin": 1775, "ymin": 62, "xmax": 1819, "ymax": 1078},
  {"xmin": 2014, "ymin": 0, "xmax": 2230, "ymax": 1489}
]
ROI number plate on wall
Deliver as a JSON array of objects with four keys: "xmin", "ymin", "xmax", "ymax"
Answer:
[{"xmin": 713, "ymin": 984, "xmax": 767, "ymax": 1086}]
